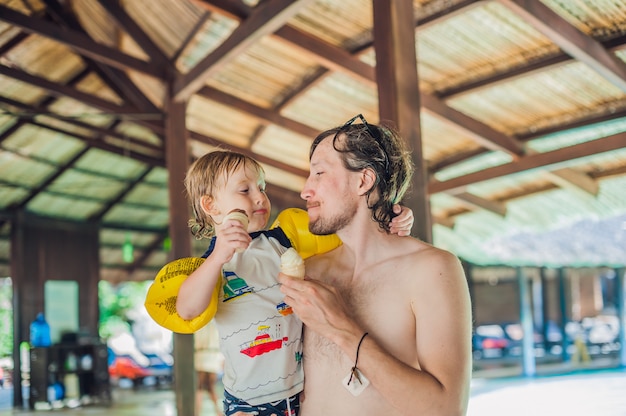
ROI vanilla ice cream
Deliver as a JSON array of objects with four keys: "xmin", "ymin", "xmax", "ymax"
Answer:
[
  {"xmin": 280, "ymin": 247, "xmax": 305, "ymax": 279},
  {"xmin": 224, "ymin": 209, "xmax": 249, "ymax": 252}
]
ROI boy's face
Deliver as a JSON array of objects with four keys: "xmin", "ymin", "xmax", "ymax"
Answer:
[{"xmin": 208, "ymin": 163, "xmax": 271, "ymax": 233}]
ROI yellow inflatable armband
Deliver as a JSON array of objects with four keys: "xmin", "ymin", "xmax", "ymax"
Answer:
[
  {"xmin": 145, "ymin": 208, "xmax": 341, "ymax": 333},
  {"xmin": 271, "ymin": 208, "xmax": 341, "ymax": 259},
  {"xmin": 144, "ymin": 257, "xmax": 219, "ymax": 334}
]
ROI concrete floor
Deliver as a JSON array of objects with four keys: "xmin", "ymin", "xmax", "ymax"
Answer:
[{"xmin": 1, "ymin": 365, "xmax": 626, "ymax": 415}]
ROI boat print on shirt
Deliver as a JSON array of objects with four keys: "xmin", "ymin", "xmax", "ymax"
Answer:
[
  {"xmin": 240, "ymin": 325, "xmax": 288, "ymax": 358},
  {"xmin": 276, "ymin": 301, "xmax": 293, "ymax": 316},
  {"xmin": 222, "ymin": 270, "xmax": 254, "ymax": 302}
]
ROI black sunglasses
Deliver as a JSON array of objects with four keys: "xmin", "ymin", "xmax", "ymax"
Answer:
[
  {"xmin": 340, "ymin": 114, "xmax": 389, "ymax": 171},
  {"xmin": 341, "ymin": 114, "xmax": 382, "ymax": 141}
]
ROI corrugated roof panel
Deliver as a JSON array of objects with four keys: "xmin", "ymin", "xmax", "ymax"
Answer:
[
  {"xmin": 206, "ymin": 36, "xmax": 321, "ymax": 108},
  {"xmin": 466, "ymin": 168, "xmax": 555, "ymax": 201},
  {"xmin": 115, "ymin": 122, "xmax": 163, "ymax": 147},
  {"xmin": 448, "ymin": 62, "xmax": 626, "ymax": 136},
  {"xmin": 282, "ymin": 72, "xmax": 377, "ymax": 130},
  {"xmin": 0, "ymin": 183, "xmax": 28, "ymax": 210},
  {"xmin": 430, "ymin": 192, "xmax": 465, "ymax": 216},
  {"xmin": 73, "ymin": 149, "xmax": 147, "ymax": 180},
  {"xmin": 103, "ymin": 205, "xmax": 169, "ymax": 228},
  {"xmin": 417, "ymin": 2, "xmax": 559, "ymax": 92},
  {"xmin": 0, "ymin": 74, "xmax": 48, "ymax": 104},
  {"xmin": 261, "ymin": 164, "xmax": 306, "ymax": 194},
  {"xmin": 27, "ymin": 192, "xmax": 104, "ymax": 220},
  {"xmin": 545, "ymin": 0, "xmax": 626, "ymax": 38},
  {"xmin": 0, "ymin": 152, "xmax": 56, "ymax": 187},
  {"xmin": 2, "ymin": 124, "xmax": 85, "ymax": 164},
  {"xmin": 124, "ymin": 183, "xmax": 169, "ymax": 209},
  {"xmin": 144, "ymin": 167, "xmax": 168, "ymax": 185},
  {"xmin": 124, "ymin": 0, "xmax": 207, "ymax": 59},
  {"xmin": 177, "ymin": 14, "xmax": 238, "ymax": 72},
  {"xmin": 32, "ymin": 115, "xmax": 100, "ymax": 139},
  {"xmin": 75, "ymin": 72, "xmax": 123, "ymax": 105},
  {"xmin": 46, "ymin": 97, "xmax": 116, "ymax": 126},
  {"xmin": 434, "ymin": 150, "xmax": 513, "ymax": 181},
  {"xmin": 187, "ymin": 95, "xmax": 257, "ymax": 147},
  {"xmin": 5, "ymin": 35, "xmax": 85, "ymax": 83},
  {"xmin": 71, "ymin": 0, "xmax": 146, "ymax": 60},
  {"xmin": 528, "ymin": 117, "xmax": 626, "ymax": 153},
  {"xmin": 291, "ymin": 0, "xmax": 373, "ymax": 49},
  {"xmin": 253, "ymin": 124, "xmax": 311, "ymax": 170},
  {"xmin": 421, "ymin": 113, "xmax": 483, "ymax": 163},
  {"xmin": 47, "ymin": 169, "xmax": 127, "ymax": 200}
]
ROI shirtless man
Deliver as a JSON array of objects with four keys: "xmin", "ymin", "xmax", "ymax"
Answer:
[{"xmin": 280, "ymin": 115, "xmax": 472, "ymax": 415}]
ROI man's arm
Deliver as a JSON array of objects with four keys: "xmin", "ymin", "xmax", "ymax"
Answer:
[{"xmin": 279, "ymin": 249, "xmax": 472, "ymax": 416}]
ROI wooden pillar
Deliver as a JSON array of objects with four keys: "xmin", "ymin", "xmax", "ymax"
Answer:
[
  {"xmin": 165, "ymin": 98, "xmax": 196, "ymax": 416},
  {"xmin": 372, "ymin": 0, "xmax": 431, "ymax": 242}
]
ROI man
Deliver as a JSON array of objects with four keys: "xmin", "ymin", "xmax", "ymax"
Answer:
[{"xmin": 280, "ymin": 115, "xmax": 472, "ymax": 415}]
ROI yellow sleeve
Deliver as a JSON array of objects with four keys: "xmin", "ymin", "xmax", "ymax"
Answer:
[
  {"xmin": 144, "ymin": 257, "xmax": 220, "ymax": 334},
  {"xmin": 271, "ymin": 208, "xmax": 342, "ymax": 259}
]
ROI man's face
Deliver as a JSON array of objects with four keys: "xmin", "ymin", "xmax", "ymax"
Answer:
[{"xmin": 301, "ymin": 136, "xmax": 358, "ymax": 235}]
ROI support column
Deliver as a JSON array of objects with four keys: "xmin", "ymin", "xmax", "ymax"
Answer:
[
  {"xmin": 165, "ymin": 98, "xmax": 196, "ymax": 416},
  {"xmin": 616, "ymin": 267, "xmax": 626, "ymax": 367},
  {"xmin": 518, "ymin": 267, "xmax": 536, "ymax": 377},
  {"xmin": 372, "ymin": 0, "xmax": 431, "ymax": 242},
  {"xmin": 558, "ymin": 268, "xmax": 570, "ymax": 362}
]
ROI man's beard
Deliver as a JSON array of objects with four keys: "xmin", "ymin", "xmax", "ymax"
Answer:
[{"xmin": 309, "ymin": 206, "xmax": 355, "ymax": 235}]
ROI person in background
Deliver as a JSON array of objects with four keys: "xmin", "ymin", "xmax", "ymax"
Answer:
[
  {"xmin": 176, "ymin": 150, "xmax": 414, "ymax": 416},
  {"xmin": 280, "ymin": 115, "xmax": 473, "ymax": 415},
  {"xmin": 195, "ymin": 320, "xmax": 224, "ymax": 416}
]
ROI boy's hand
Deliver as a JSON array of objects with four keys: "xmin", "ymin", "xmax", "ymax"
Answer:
[
  {"xmin": 390, "ymin": 204, "xmax": 414, "ymax": 236},
  {"xmin": 213, "ymin": 218, "xmax": 251, "ymax": 263}
]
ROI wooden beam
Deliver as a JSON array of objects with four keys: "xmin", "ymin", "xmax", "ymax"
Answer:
[
  {"xmin": 173, "ymin": 0, "xmax": 316, "ymax": 101},
  {"xmin": 498, "ymin": 0, "xmax": 626, "ymax": 92},
  {"xmin": 421, "ymin": 93, "xmax": 525, "ymax": 156},
  {"xmin": 197, "ymin": 86, "xmax": 320, "ymax": 139},
  {"xmin": 373, "ymin": 0, "xmax": 431, "ymax": 242},
  {"xmin": 543, "ymin": 168, "xmax": 599, "ymax": 196},
  {"xmin": 429, "ymin": 131, "xmax": 626, "ymax": 193},
  {"xmin": 0, "ymin": 5, "xmax": 163, "ymax": 78},
  {"xmin": 188, "ymin": 130, "xmax": 309, "ymax": 178},
  {"xmin": 96, "ymin": 0, "xmax": 171, "ymax": 70},
  {"xmin": 450, "ymin": 191, "xmax": 508, "ymax": 216}
]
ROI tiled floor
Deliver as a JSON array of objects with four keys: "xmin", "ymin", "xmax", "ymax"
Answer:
[{"xmin": 2, "ymin": 366, "xmax": 626, "ymax": 415}]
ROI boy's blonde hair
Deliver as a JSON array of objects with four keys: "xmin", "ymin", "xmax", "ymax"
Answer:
[{"xmin": 185, "ymin": 150, "xmax": 265, "ymax": 239}]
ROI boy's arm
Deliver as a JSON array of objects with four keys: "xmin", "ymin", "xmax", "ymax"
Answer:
[{"xmin": 177, "ymin": 217, "xmax": 250, "ymax": 320}]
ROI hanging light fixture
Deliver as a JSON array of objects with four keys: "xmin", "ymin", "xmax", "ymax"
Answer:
[{"xmin": 123, "ymin": 232, "xmax": 134, "ymax": 263}]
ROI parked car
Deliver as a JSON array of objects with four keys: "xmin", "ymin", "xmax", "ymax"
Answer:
[
  {"xmin": 108, "ymin": 348, "xmax": 173, "ymax": 388},
  {"xmin": 473, "ymin": 324, "xmax": 509, "ymax": 359}
]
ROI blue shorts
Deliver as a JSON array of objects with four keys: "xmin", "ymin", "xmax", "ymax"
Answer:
[{"xmin": 223, "ymin": 389, "xmax": 300, "ymax": 416}]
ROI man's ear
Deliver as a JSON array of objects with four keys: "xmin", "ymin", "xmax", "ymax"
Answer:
[
  {"xmin": 200, "ymin": 195, "xmax": 219, "ymax": 216},
  {"xmin": 357, "ymin": 168, "xmax": 377, "ymax": 196}
]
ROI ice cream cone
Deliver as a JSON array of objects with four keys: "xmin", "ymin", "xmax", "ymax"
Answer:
[
  {"xmin": 280, "ymin": 247, "xmax": 305, "ymax": 279},
  {"xmin": 224, "ymin": 209, "xmax": 249, "ymax": 253}
]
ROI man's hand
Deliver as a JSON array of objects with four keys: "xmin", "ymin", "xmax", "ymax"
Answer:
[
  {"xmin": 390, "ymin": 204, "xmax": 413, "ymax": 236},
  {"xmin": 279, "ymin": 273, "xmax": 356, "ymax": 340}
]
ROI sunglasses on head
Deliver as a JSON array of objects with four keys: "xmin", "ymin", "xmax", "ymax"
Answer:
[{"xmin": 339, "ymin": 114, "xmax": 389, "ymax": 171}]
